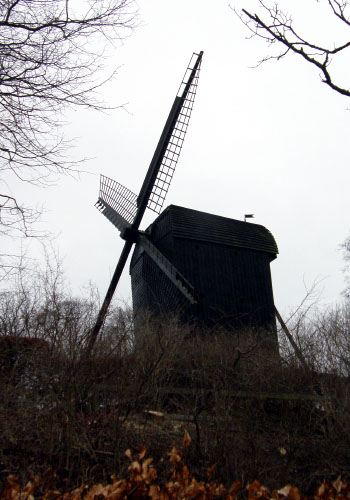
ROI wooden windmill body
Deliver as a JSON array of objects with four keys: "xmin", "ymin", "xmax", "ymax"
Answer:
[{"xmin": 130, "ymin": 205, "xmax": 278, "ymax": 335}]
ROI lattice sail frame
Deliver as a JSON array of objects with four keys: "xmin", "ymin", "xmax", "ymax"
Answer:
[
  {"xmin": 146, "ymin": 53, "xmax": 202, "ymax": 214},
  {"xmin": 95, "ymin": 175, "xmax": 138, "ymax": 230},
  {"xmin": 139, "ymin": 235, "xmax": 196, "ymax": 304}
]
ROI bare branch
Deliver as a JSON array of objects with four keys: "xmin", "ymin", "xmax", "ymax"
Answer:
[
  {"xmin": 0, "ymin": 0, "xmax": 137, "ymax": 175},
  {"xmin": 0, "ymin": 0, "xmax": 137, "ymax": 272},
  {"xmin": 234, "ymin": 0, "xmax": 350, "ymax": 97}
]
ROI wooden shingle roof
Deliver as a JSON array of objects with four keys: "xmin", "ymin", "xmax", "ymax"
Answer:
[{"xmin": 149, "ymin": 205, "xmax": 278, "ymax": 255}]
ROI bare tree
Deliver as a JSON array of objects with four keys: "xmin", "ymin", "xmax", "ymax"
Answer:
[
  {"xmin": 234, "ymin": 0, "xmax": 350, "ymax": 97},
  {"xmin": 0, "ymin": 0, "xmax": 136, "ymax": 273},
  {"xmin": 340, "ymin": 232, "xmax": 350, "ymax": 298}
]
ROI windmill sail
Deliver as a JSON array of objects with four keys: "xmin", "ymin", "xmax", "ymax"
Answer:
[
  {"xmin": 96, "ymin": 174, "xmax": 138, "ymax": 231},
  {"xmin": 138, "ymin": 235, "xmax": 196, "ymax": 304},
  {"xmin": 137, "ymin": 51, "xmax": 203, "ymax": 217},
  {"xmin": 95, "ymin": 198, "xmax": 131, "ymax": 232}
]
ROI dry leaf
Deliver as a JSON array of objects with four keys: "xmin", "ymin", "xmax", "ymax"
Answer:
[
  {"xmin": 288, "ymin": 485, "xmax": 300, "ymax": 500},
  {"xmin": 149, "ymin": 484, "xmax": 160, "ymax": 500},
  {"xmin": 128, "ymin": 461, "xmax": 142, "ymax": 474},
  {"xmin": 316, "ymin": 483, "xmax": 326, "ymax": 498},
  {"xmin": 278, "ymin": 485, "xmax": 291, "ymax": 497},
  {"xmin": 183, "ymin": 429, "xmax": 191, "ymax": 448},
  {"xmin": 139, "ymin": 445, "xmax": 146, "ymax": 460},
  {"xmin": 332, "ymin": 476, "xmax": 343, "ymax": 493},
  {"xmin": 168, "ymin": 447, "xmax": 182, "ymax": 465},
  {"xmin": 247, "ymin": 480, "xmax": 269, "ymax": 500},
  {"xmin": 207, "ymin": 464, "xmax": 216, "ymax": 481},
  {"xmin": 229, "ymin": 480, "xmax": 243, "ymax": 494},
  {"xmin": 84, "ymin": 483, "xmax": 106, "ymax": 500}
]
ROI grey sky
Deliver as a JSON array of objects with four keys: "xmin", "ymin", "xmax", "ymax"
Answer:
[{"xmin": 12, "ymin": 0, "xmax": 350, "ymax": 315}]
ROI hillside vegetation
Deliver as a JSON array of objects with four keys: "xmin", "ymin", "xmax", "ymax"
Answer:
[{"xmin": 1, "ymin": 266, "xmax": 350, "ymax": 494}]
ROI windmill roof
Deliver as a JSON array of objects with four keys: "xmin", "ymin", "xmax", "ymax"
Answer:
[{"xmin": 149, "ymin": 205, "xmax": 278, "ymax": 255}]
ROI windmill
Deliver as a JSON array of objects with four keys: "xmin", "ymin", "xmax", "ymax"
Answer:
[
  {"xmin": 87, "ymin": 51, "xmax": 204, "ymax": 353},
  {"xmin": 88, "ymin": 50, "xmax": 281, "ymax": 357}
]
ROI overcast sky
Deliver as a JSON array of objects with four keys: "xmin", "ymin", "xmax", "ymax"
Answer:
[{"xmin": 11, "ymin": 0, "xmax": 350, "ymax": 316}]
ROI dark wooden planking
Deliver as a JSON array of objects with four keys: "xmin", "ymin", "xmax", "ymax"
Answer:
[{"xmin": 130, "ymin": 205, "xmax": 278, "ymax": 341}]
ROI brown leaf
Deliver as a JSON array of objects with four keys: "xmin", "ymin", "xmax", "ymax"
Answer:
[
  {"xmin": 316, "ymin": 483, "xmax": 326, "ymax": 498},
  {"xmin": 278, "ymin": 485, "xmax": 292, "ymax": 497},
  {"xmin": 125, "ymin": 449, "xmax": 132, "ymax": 460},
  {"xmin": 62, "ymin": 486, "xmax": 84, "ymax": 500},
  {"xmin": 181, "ymin": 465, "xmax": 190, "ymax": 480},
  {"xmin": 274, "ymin": 485, "xmax": 300, "ymax": 500},
  {"xmin": 183, "ymin": 429, "xmax": 191, "ymax": 448},
  {"xmin": 184, "ymin": 479, "xmax": 205, "ymax": 498},
  {"xmin": 229, "ymin": 480, "xmax": 243, "ymax": 495},
  {"xmin": 168, "ymin": 447, "xmax": 182, "ymax": 466},
  {"xmin": 142, "ymin": 457, "xmax": 153, "ymax": 472},
  {"xmin": 128, "ymin": 461, "xmax": 142, "ymax": 474},
  {"xmin": 84, "ymin": 483, "xmax": 107, "ymax": 500},
  {"xmin": 332, "ymin": 476, "xmax": 343, "ymax": 493},
  {"xmin": 149, "ymin": 484, "xmax": 160, "ymax": 500},
  {"xmin": 21, "ymin": 478, "xmax": 37, "ymax": 500},
  {"xmin": 247, "ymin": 480, "xmax": 269, "ymax": 500},
  {"xmin": 146, "ymin": 467, "xmax": 157, "ymax": 484},
  {"xmin": 207, "ymin": 464, "xmax": 216, "ymax": 481},
  {"xmin": 215, "ymin": 484, "xmax": 227, "ymax": 497},
  {"xmin": 139, "ymin": 445, "xmax": 146, "ymax": 461},
  {"xmin": 288, "ymin": 485, "xmax": 300, "ymax": 500},
  {"xmin": 142, "ymin": 458, "xmax": 156, "ymax": 483},
  {"xmin": 108, "ymin": 479, "xmax": 127, "ymax": 500}
]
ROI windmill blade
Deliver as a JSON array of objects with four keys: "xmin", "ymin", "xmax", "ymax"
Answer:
[
  {"xmin": 96, "ymin": 174, "xmax": 138, "ymax": 231},
  {"xmin": 138, "ymin": 234, "xmax": 197, "ymax": 305},
  {"xmin": 86, "ymin": 238, "xmax": 134, "ymax": 355},
  {"xmin": 136, "ymin": 51, "xmax": 203, "ymax": 219},
  {"xmin": 95, "ymin": 198, "xmax": 131, "ymax": 233}
]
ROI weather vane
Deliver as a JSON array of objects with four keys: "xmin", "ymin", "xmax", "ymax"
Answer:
[{"xmin": 244, "ymin": 214, "xmax": 255, "ymax": 222}]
